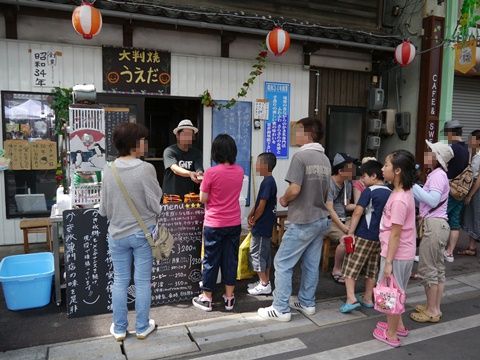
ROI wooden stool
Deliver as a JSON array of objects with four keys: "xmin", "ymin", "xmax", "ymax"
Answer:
[
  {"xmin": 321, "ymin": 236, "xmax": 337, "ymax": 272},
  {"xmin": 272, "ymin": 210, "xmax": 288, "ymax": 247},
  {"xmin": 19, "ymin": 218, "xmax": 52, "ymax": 253}
]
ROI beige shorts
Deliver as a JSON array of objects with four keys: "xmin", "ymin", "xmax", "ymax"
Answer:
[
  {"xmin": 326, "ymin": 218, "xmax": 351, "ymax": 243},
  {"xmin": 417, "ymin": 217, "xmax": 450, "ymax": 287}
]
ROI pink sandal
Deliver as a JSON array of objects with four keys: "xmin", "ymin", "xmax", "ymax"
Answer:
[
  {"xmin": 376, "ymin": 321, "xmax": 409, "ymax": 337},
  {"xmin": 373, "ymin": 327, "xmax": 401, "ymax": 347}
]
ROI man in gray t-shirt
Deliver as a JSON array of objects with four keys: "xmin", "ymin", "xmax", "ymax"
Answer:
[
  {"xmin": 326, "ymin": 152, "xmax": 357, "ymax": 283},
  {"xmin": 258, "ymin": 117, "xmax": 331, "ymax": 322}
]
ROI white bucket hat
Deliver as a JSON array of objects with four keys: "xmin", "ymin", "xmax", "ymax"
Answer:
[
  {"xmin": 425, "ymin": 140, "xmax": 453, "ymax": 172},
  {"xmin": 173, "ymin": 119, "xmax": 198, "ymax": 135}
]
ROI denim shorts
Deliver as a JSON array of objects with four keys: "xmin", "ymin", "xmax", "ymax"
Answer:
[
  {"xmin": 447, "ymin": 195, "xmax": 464, "ymax": 230},
  {"xmin": 249, "ymin": 235, "xmax": 272, "ymax": 272}
]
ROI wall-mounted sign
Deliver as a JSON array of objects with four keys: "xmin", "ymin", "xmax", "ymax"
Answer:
[
  {"xmin": 264, "ymin": 82, "xmax": 290, "ymax": 159},
  {"xmin": 31, "ymin": 49, "xmax": 62, "ymax": 88},
  {"xmin": 103, "ymin": 46, "xmax": 171, "ymax": 94},
  {"xmin": 455, "ymin": 40, "xmax": 476, "ymax": 74},
  {"xmin": 254, "ymin": 99, "xmax": 269, "ymax": 120}
]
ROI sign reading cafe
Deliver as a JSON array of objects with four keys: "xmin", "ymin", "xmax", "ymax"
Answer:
[{"xmin": 103, "ymin": 46, "xmax": 171, "ymax": 94}]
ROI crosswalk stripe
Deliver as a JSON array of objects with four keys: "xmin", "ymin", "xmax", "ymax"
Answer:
[
  {"xmin": 191, "ymin": 338, "xmax": 307, "ymax": 360},
  {"xmin": 291, "ymin": 313, "xmax": 480, "ymax": 360}
]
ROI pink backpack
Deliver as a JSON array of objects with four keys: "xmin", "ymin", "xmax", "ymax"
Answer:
[{"xmin": 373, "ymin": 275, "xmax": 406, "ymax": 315}]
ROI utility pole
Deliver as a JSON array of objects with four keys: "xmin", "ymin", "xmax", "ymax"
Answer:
[{"xmin": 438, "ymin": 0, "xmax": 458, "ymax": 140}]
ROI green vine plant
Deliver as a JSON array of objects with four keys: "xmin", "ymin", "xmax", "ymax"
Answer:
[
  {"xmin": 51, "ymin": 87, "xmax": 72, "ymax": 189},
  {"xmin": 201, "ymin": 42, "xmax": 268, "ymax": 110},
  {"xmin": 457, "ymin": 0, "xmax": 480, "ymax": 43}
]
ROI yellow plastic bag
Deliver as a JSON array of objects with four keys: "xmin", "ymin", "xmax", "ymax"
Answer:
[{"xmin": 237, "ymin": 232, "xmax": 256, "ymax": 280}]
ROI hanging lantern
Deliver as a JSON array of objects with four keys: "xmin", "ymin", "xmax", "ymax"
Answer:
[
  {"xmin": 72, "ymin": 2, "xmax": 102, "ymax": 39},
  {"xmin": 395, "ymin": 40, "xmax": 416, "ymax": 67},
  {"xmin": 266, "ymin": 28, "xmax": 291, "ymax": 56}
]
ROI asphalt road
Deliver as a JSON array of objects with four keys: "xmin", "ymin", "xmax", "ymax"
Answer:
[{"xmin": 186, "ymin": 294, "xmax": 480, "ymax": 360}]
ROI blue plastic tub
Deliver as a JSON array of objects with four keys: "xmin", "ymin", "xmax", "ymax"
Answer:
[{"xmin": 0, "ymin": 252, "xmax": 54, "ymax": 310}]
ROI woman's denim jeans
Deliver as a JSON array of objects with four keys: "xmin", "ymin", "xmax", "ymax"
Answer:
[
  {"xmin": 272, "ymin": 218, "xmax": 330, "ymax": 313},
  {"xmin": 108, "ymin": 229, "xmax": 153, "ymax": 333}
]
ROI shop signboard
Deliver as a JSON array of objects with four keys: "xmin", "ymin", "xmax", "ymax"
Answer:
[
  {"xmin": 103, "ymin": 46, "xmax": 171, "ymax": 94},
  {"xmin": 64, "ymin": 204, "xmax": 203, "ymax": 317},
  {"xmin": 264, "ymin": 82, "xmax": 290, "ymax": 159}
]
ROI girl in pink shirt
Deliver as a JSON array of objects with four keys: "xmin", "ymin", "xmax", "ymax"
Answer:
[
  {"xmin": 374, "ymin": 150, "xmax": 416, "ymax": 348},
  {"xmin": 192, "ymin": 134, "xmax": 244, "ymax": 312}
]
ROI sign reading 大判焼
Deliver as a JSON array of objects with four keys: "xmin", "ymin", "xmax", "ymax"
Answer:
[
  {"xmin": 102, "ymin": 46, "xmax": 171, "ymax": 94},
  {"xmin": 264, "ymin": 82, "xmax": 290, "ymax": 159}
]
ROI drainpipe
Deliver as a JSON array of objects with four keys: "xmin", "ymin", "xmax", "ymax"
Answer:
[
  {"xmin": 0, "ymin": 0, "xmax": 396, "ymax": 52},
  {"xmin": 438, "ymin": 0, "xmax": 458, "ymax": 140}
]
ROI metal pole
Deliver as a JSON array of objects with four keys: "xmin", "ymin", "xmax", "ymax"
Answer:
[{"xmin": 438, "ymin": 0, "xmax": 458, "ymax": 140}]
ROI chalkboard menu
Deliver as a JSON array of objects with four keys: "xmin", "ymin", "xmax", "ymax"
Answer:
[
  {"xmin": 103, "ymin": 46, "xmax": 171, "ymax": 94},
  {"xmin": 104, "ymin": 107, "xmax": 130, "ymax": 161},
  {"xmin": 64, "ymin": 204, "xmax": 203, "ymax": 318},
  {"xmin": 64, "ymin": 209, "xmax": 111, "ymax": 318},
  {"xmin": 212, "ymin": 101, "xmax": 252, "ymax": 205}
]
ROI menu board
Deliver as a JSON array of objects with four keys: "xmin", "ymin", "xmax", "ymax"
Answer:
[
  {"xmin": 64, "ymin": 203, "xmax": 203, "ymax": 318},
  {"xmin": 31, "ymin": 140, "xmax": 57, "ymax": 170},
  {"xmin": 64, "ymin": 209, "xmax": 112, "ymax": 318},
  {"xmin": 104, "ymin": 107, "xmax": 130, "ymax": 161},
  {"xmin": 4, "ymin": 140, "xmax": 31, "ymax": 170}
]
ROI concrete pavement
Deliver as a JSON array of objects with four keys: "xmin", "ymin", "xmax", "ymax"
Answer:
[{"xmin": 2, "ymin": 271, "xmax": 480, "ymax": 360}]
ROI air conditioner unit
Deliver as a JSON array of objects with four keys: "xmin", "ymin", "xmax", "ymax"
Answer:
[
  {"xmin": 367, "ymin": 136, "xmax": 381, "ymax": 150},
  {"xmin": 379, "ymin": 109, "xmax": 396, "ymax": 136},
  {"xmin": 368, "ymin": 118, "xmax": 382, "ymax": 133}
]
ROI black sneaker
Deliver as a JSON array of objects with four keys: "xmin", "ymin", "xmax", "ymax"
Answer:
[
  {"xmin": 192, "ymin": 294, "xmax": 212, "ymax": 311},
  {"xmin": 223, "ymin": 294, "xmax": 235, "ymax": 311}
]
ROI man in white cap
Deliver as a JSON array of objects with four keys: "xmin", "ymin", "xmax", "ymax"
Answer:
[{"xmin": 162, "ymin": 119, "xmax": 203, "ymax": 197}]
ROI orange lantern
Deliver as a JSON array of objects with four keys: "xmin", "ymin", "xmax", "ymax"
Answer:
[
  {"xmin": 72, "ymin": 2, "xmax": 102, "ymax": 39},
  {"xmin": 266, "ymin": 28, "xmax": 291, "ymax": 56}
]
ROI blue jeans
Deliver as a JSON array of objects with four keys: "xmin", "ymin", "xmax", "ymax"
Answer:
[
  {"xmin": 108, "ymin": 228, "xmax": 153, "ymax": 333},
  {"xmin": 272, "ymin": 218, "xmax": 330, "ymax": 313},
  {"xmin": 202, "ymin": 225, "xmax": 241, "ymax": 292}
]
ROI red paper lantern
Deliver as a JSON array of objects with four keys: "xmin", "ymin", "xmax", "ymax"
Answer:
[
  {"xmin": 72, "ymin": 2, "xmax": 102, "ymax": 39},
  {"xmin": 395, "ymin": 40, "xmax": 416, "ymax": 66},
  {"xmin": 266, "ymin": 28, "xmax": 291, "ymax": 56}
]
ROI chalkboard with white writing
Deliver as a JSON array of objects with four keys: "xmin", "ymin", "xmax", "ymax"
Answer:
[{"xmin": 64, "ymin": 204, "xmax": 203, "ymax": 318}]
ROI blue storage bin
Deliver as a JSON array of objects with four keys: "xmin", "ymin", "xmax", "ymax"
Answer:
[{"xmin": 0, "ymin": 252, "xmax": 54, "ymax": 310}]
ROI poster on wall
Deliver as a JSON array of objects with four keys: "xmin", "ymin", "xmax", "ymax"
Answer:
[
  {"xmin": 69, "ymin": 108, "xmax": 106, "ymax": 172},
  {"xmin": 4, "ymin": 140, "xmax": 31, "ymax": 170},
  {"xmin": 102, "ymin": 46, "xmax": 171, "ymax": 94},
  {"xmin": 31, "ymin": 49, "xmax": 62, "ymax": 88},
  {"xmin": 264, "ymin": 82, "xmax": 290, "ymax": 159},
  {"xmin": 31, "ymin": 140, "xmax": 57, "ymax": 170},
  {"xmin": 2, "ymin": 92, "xmax": 55, "ymax": 141}
]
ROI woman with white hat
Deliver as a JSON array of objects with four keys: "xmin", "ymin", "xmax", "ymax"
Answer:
[{"xmin": 409, "ymin": 140, "xmax": 453, "ymax": 323}]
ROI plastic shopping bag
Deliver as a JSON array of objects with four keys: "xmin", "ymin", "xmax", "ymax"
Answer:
[
  {"xmin": 373, "ymin": 275, "xmax": 406, "ymax": 315},
  {"xmin": 237, "ymin": 232, "xmax": 256, "ymax": 280}
]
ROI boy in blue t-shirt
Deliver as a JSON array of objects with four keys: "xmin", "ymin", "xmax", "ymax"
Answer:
[
  {"xmin": 339, "ymin": 160, "xmax": 391, "ymax": 313},
  {"xmin": 247, "ymin": 152, "xmax": 277, "ymax": 296}
]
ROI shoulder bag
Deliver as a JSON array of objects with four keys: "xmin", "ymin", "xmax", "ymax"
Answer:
[
  {"xmin": 450, "ymin": 164, "xmax": 474, "ymax": 201},
  {"xmin": 111, "ymin": 162, "xmax": 174, "ymax": 261}
]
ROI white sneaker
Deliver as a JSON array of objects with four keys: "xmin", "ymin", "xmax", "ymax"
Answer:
[
  {"xmin": 136, "ymin": 319, "xmax": 157, "ymax": 340},
  {"xmin": 247, "ymin": 280, "xmax": 260, "ymax": 289},
  {"xmin": 257, "ymin": 305, "xmax": 291, "ymax": 322},
  {"xmin": 290, "ymin": 301, "xmax": 316, "ymax": 315},
  {"xmin": 248, "ymin": 282, "xmax": 272, "ymax": 295},
  {"xmin": 110, "ymin": 323, "xmax": 126, "ymax": 342},
  {"xmin": 414, "ymin": 255, "xmax": 420, "ymax": 262},
  {"xmin": 444, "ymin": 250, "xmax": 454, "ymax": 263}
]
